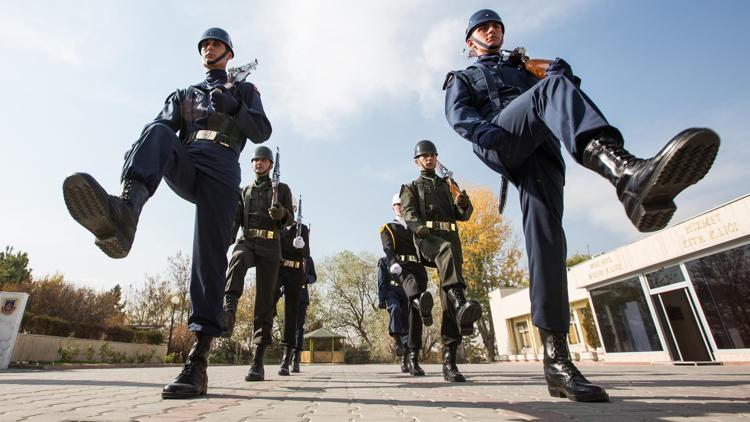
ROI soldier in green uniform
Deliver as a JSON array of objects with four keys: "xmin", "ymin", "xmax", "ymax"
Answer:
[
  {"xmin": 222, "ymin": 145, "xmax": 293, "ymax": 381},
  {"xmin": 399, "ymin": 140, "xmax": 480, "ymax": 382},
  {"xmin": 272, "ymin": 197, "xmax": 310, "ymax": 376}
]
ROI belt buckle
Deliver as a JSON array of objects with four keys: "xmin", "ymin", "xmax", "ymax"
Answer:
[
  {"xmin": 266, "ymin": 231, "xmax": 274, "ymax": 239},
  {"xmin": 196, "ymin": 129, "xmax": 217, "ymax": 141},
  {"xmin": 426, "ymin": 221, "xmax": 434, "ymax": 229}
]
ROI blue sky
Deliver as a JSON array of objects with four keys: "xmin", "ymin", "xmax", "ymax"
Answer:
[{"xmin": 1, "ymin": 0, "xmax": 748, "ymax": 291}]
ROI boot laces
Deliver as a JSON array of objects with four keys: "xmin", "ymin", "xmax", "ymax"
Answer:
[
  {"xmin": 596, "ymin": 138, "xmax": 638, "ymax": 167},
  {"xmin": 550, "ymin": 337, "xmax": 583, "ymax": 379}
]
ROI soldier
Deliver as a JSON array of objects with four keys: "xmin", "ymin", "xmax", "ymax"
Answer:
[
  {"xmin": 377, "ymin": 257, "xmax": 410, "ymax": 372},
  {"xmin": 61, "ymin": 28, "xmax": 272, "ymax": 399},
  {"xmin": 378, "ymin": 194, "xmax": 434, "ymax": 376},
  {"xmin": 222, "ymin": 145, "xmax": 293, "ymax": 382},
  {"xmin": 291, "ymin": 255, "xmax": 317, "ymax": 373},
  {"xmin": 271, "ymin": 198, "xmax": 310, "ymax": 376},
  {"xmin": 400, "ymin": 140, "xmax": 480, "ymax": 382},
  {"xmin": 444, "ymin": 10, "xmax": 720, "ymax": 401}
]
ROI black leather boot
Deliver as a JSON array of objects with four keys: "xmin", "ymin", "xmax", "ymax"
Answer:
[
  {"xmin": 400, "ymin": 347, "xmax": 410, "ymax": 373},
  {"xmin": 415, "ymin": 292, "xmax": 434, "ymax": 327},
  {"xmin": 408, "ymin": 348, "xmax": 425, "ymax": 376},
  {"xmin": 278, "ymin": 347, "xmax": 292, "ymax": 376},
  {"xmin": 162, "ymin": 332, "xmax": 212, "ymax": 399},
  {"xmin": 442, "ymin": 344, "xmax": 465, "ymax": 382},
  {"xmin": 540, "ymin": 328, "xmax": 609, "ymax": 402},
  {"xmin": 394, "ymin": 336, "xmax": 405, "ymax": 357},
  {"xmin": 245, "ymin": 344, "xmax": 266, "ymax": 381},
  {"xmin": 582, "ymin": 128, "xmax": 719, "ymax": 232},
  {"xmin": 291, "ymin": 350, "xmax": 301, "ymax": 373},
  {"xmin": 446, "ymin": 287, "xmax": 482, "ymax": 335},
  {"xmin": 220, "ymin": 294, "xmax": 239, "ymax": 338},
  {"xmin": 63, "ymin": 173, "xmax": 150, "ymax": 258}
]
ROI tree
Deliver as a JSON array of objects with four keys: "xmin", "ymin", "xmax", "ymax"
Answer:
[
  {"xmin": 458, "ymin": 186, "xmax": 526, "ymax": 362},
  {"xmin": 0, "ymin": 246, "xmax": 32, "ymax": 285},
  {"xmin": 318, "ymin": 251, "xmax": 383, "ymax": 351},
  {"xmin": 566, "ymin": 253, "xmax": 592, "ymax": 268},
  {"xmin": 166, "ymin": 251, "xmax": 191, "ymax": 325},
  {"xmin": 125, "ymin": 274, "xmax": 172, "ymax": 327}
]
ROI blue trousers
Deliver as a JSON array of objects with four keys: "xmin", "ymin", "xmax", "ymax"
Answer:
[
  {"xmin": 473, "ymin": 75, "xmax": 613, "ymax": 332},
  {"xmin": 122, "ymin": 123, "xmax": 239, "ymax": 336}
]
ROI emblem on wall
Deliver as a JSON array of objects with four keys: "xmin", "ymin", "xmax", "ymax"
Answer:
[{"xmin": 1, "ymin": 298, "xmax": 17, "ymax": 316}]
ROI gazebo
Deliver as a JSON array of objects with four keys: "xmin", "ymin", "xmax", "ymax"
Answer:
[{"xmin": 301, "ymin": 328, "xmax": 345, "ymax": 364}]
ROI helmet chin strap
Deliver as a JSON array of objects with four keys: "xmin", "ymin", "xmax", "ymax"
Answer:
[
  {"xmin": 206, "ymin": 49, "xmax": 230, "ymax": 66},
  {"xmin": 470, "ymin": 36, "xmax": 501, "ymax": 53}
]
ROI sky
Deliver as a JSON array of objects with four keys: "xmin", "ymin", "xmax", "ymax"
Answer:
[{"xmin": 1, "ymin": 0, "xmax": 748, "ymax": 292}]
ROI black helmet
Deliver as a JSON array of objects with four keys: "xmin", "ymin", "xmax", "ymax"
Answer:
[
  {"xmin": 465, "ymin": 9, "xmax": 504, "ymax": 40},
  {"xmin": 198, "ymin": 27, "xmax": 234, "ymax": 56},
  {"xmin": 413, "ymin": 140, "xmax": 438, "ymax": 158},
  {"xmin": 252, "ymin": 146, "xmax": 274, "ymax": 162}
]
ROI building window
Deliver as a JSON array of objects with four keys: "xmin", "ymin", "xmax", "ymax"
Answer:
[
  {"xmin": 645, "ymin": 265, "xmax": 685, "ymax": 289},
  {"xmin": 515, "ymin": 321, "xmax": 531, "ymax": 352},
  {"xmin": 685, "ymin": 243, "xmax": 750, "ymax": 350},
  {"xmin": 590, "ymin": 277, "xmax": 663, "ymax": 353}
]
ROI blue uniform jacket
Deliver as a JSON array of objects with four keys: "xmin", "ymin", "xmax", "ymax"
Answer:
[{"xmin": 377, "ymin": 257, "xmax": 408, "ymax": 309}]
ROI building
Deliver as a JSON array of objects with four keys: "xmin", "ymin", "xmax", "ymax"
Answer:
[{"xmin": 489, "ymin": 194, "xmax": 750, "ymax": 363}]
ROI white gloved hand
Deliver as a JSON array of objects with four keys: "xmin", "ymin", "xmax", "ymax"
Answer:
[
  {"xmin": 389, "ymin": 263, "xmax": 402, "ymax": 275},
  {"xmin": 293, "ymin": 236, "xmax": 305, "ymax": 249}
]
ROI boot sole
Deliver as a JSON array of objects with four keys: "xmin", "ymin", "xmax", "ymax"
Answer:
[
  {"xmin": 161, "ymin": 389, "xmax": 207, "ymax": 399},
  {"xmin": 443, "ymin": 374, "xmax": 466, "ymax": 382},
  {"xmin": 626, "ymin": 128, "xmax": 720, "ymax": 232},
  {"xmin": 458, "ymin": 300, "xmax": 482, "ymax": 335},
  {"xmin": 62, "ymin": 173, "xmax": 130, "ymax": 258},
  {"xmin": 245, "ymin": 375, "xmax": 264, "ymax": 381},
  {"xmin": 548, "ymin": 386, "xmax": 609, "ymax": 402},
  {"xmin": 419, "ymin": 292, "xmax": 434, "ymax": 327}
]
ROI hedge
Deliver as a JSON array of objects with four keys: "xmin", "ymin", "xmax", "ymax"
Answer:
[{"xmin": 20, "ymin": 312, "xmax": 163, "ymax": 345}]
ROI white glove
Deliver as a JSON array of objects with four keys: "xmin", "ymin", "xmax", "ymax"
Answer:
[
  {"xmin": 389, "ymin": 263, "xmax": 402, "ymax": 275},
  {"xmin": 293, "ymin": 236, "xmax": 305, "ymax": 249}
]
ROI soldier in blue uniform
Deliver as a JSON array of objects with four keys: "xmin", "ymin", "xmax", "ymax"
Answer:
[
  {"xmin": 61, "ymin": 28, "xmax": 272, "ymax": 399},
  {"xmin": 291, "ymin": 255, "xmax": 317, "ymax": 373},
  {"xmin": 444, "ymin": 10, "xmax": 720, "ymax": 401},
  {"xmin": 378, "ymin": 194, "xmax": 434, "ymax": 376},
  {"xmin": 222, "ymin": 145, "xmax": 294, "ymax": 382},
  {"xmin": 271, "ymin": 199, "xmax": 310, "ymax": 376}
]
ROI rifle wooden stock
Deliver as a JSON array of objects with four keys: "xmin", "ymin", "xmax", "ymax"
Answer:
[
  {"xmin": 524, "ymin": 58, "xmax": 554, "ymax": 80},
  {"xmin": 447, "ymin": 178, "xmax": 461, "ymax": 201}
]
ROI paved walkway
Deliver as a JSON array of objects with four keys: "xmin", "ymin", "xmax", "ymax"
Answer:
[{"xmin": 0, "ymin": 363, "xmax": 749, "ymax": 421}]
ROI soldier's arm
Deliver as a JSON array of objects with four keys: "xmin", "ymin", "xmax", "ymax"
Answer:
[
  {"xmin": 143, "ymin": 90, "xmax": 183, "ymax": 133},
  {"xmin": 444, "ymin": 73, "xmax": 506, "ymax": 149},
  {"xmin": 379, "ymin": 224, "xmax": 399, "ymax": 267},
  {"xmin": 376, "ymin": 257, "xmax": 389, "ymax": 309},
  {"xmin": 305, "ymin": 256, "xmax": 317, "ymax": 284},
  {"xmin": 234, "ymin": 82, "xmax": 272, "ymax": 143},
  {"xmin": 400, "ymin": 184, "xmax": 426, "ymax": 233},
  {"xmin": 229, "ymin": 194, "xmax": 243, "ymax": 243},
  {"xmin": 279, "ymin": 184, "xmax": 294, "ymax": 226},
  {"xmin": 302, "ymin": 224, "xmax": 310, "ymax": 258}
]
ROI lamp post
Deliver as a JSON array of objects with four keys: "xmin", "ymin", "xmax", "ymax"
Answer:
[{"xmin": 167, "ymin": 295, "xmax": 180, "ymax": 355}]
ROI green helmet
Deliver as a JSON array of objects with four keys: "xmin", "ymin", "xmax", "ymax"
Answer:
[
  {"xmin": 252, "ymin": 146, "xmax": 274, "ymax": 162},
  {"xmin": 413, "ymin": 140, "xmax": 438, "ymax": 158}
]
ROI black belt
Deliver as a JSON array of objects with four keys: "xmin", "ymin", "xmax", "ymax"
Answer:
[{"xmin": 187, "ymin": 130, "xmax": 241, "ymax": 155}]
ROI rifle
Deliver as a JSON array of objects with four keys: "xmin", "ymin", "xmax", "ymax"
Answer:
[
  {"xmin": 271, "ymin": 147, "xmax": 280, "ymax": 204},
  {"xmin": 208, "ymin": 59, "xmax": 259, "ymax": 112},
  {"xmin": 295, "ymin": 195, "xmax": 303, "ymax": 238},
  {"xmin": 500, "ymin": 47, "xmax": 553, "ymax": 80},
  {"xmin": 435, "ymin": 160, "xmax": 461, "ymax": 201}
]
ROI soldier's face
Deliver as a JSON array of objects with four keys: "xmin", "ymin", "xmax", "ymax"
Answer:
[
  {"xmin": 467, "ymin": 22, "xmax": 504, "ymax": 53},
  {"xmin": 252, "ymin": 158, "xmax": 272, "ymax": 175},
  {"xmin": 393, "ymin": 203, "xmax": 402, "ymax": 216},
  {"xmin": 201, "ymin": 39, "xmax": 233, "ymax": 69},
  {"xmin": 415, "ymin": 153, "xmax": 437, "ymax": 170}
]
